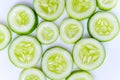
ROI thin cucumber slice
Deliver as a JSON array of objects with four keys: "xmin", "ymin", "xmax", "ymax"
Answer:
[
  {"xmin": 42, "ymin": 47, "xmax": 73, "ymax": 80},
  {"xmin": 8, "ymin": 36, "xmax": 42, "ymax": 68},
  {"xmin": 73, "ymin": 38, "xmax": 106, "ymax": 70},
  {"xmin": 20, "ymin": 68, "xmax": 45, "ymax": 80},
  {"xmin": 0, "ymin": 24, "xmax": 11, "ymax": 50},
  {"xmin": 67, "ymin": 71, "xmax": 94, "ymax": 80},
  {"xmin": 36, "ymin": 22, "xmax": 59, "ymax": 44},
  {"xmin": 34, "ymin": 0, "xmax": 65, "ymax": 21},
  {"xmin": 88, "ymin": 12, "xmax": 119, "ymax": 41},
  {"xmin": 7, "ymin": 4, "xmax": 38, "ymax": 35},
  {"xmin": 66, "ymin": 0, "xmax": 96, "ymax": 20},
  {"xmin": 97, "ymin": 0, "xmax": 117, "ymax": 10},
  {"xmin": 60, "ymin": 18, "xmax": 83, "ymax": 44}
]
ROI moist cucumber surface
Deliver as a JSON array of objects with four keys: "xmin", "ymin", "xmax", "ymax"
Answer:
[
  {"xmin": 20, "ymin": 68, "xmax": 45, "ymax": 80},
  {"xmin": 7, "ymin": 4, "xmax": 38, "ymax": 35},
  {"xmin": 60, "ymin": 18, "xmax": 83, "ymax": 44},
  {"xmin": 8, "ymin": 36, "xmax": 42, "ymax": 68},
  {"xmin": 34, "ymin": 0, "xmax": 65, "ymax": 21},
  {"xmin": 66, "ymin": 0, "xmax": 96, "ymax": 20},
  {"xmin": 42, "ymin": 47, "xmax": 73, "ymax": 80},
  {"xmin": 73, "ymin": 38, "xmax": 106, "ymax": 70},
  {"xmin": 88, "ymin": 12, "xmax": 119, "ymax": 41},
  {"xmin": 36, "ymin": 22, "xmax": 59, "ymax": 44}
]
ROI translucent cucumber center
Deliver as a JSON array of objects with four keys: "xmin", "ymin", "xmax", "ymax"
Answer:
[
  {"xmin": 95, "ymin": 18, "xmax": 113, "ymax": 35},
  {"xmin": 47, "ymin": 53, "xmax": 67, "ymax": 74},
  {"xmin": 14, "ymin": 41, "xmax": 35, "ymax": 63},
  {"xmin": 41, "ymin": 27, "xmax": 54, "ymax": 41},
  {"xmin": 75, "ymin": 78, "xmax": 86, "ymax": 80},
  {"xmin": 39, "ymin": 0, "xmax": 59, "ymax": 14},
  {"xmin": 79, "ymin": 44, "xmax": 100, "ymax": 65},
  {"xmin": 25, "ymin": 74, "xmax": 40, "ymax": 80},
  {"xmin": 72, "ymin": 0, "xmax": 92, "ymax": 13},
  {"xmin": 102, "ymin": 0, "xmax": 112, "ymax": 4},
  {"xmin": 15, "ymin": 11, "xmax": 29, "ymax": 26},
  {"xmin": 65, "ymin": 24, "xmax": 79, "ymax": 39},
  {"xmin": 0, "ymin": 32, "xmax": 5, "ymax": 44}
]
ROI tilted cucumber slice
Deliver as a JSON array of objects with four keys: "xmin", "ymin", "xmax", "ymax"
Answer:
[
  {"xmin": 8, "ymin": 36, "xmax": 42, "ymax": 68},
  {"xmin": 88, "ymin": 12, "xmax": 119, "ymax": 41},
  {"xmin": 36, "ymin": 22, "xmax": 59, "ymax": 44},
  {"xmin": 7, "ymin": 4, "xmax": 38, "ymax": 35},
  {"xmin": 0, "ymin": 24, "xmax": 11, "ymax": 50},
  {"xmin": 60, "ymin": 18, "xmax": 83, "ymax": 44},
  {"xmin": 34, "ymin": 0, "xmax": 65, "ymax": 21},
  {"xmin": 66, "ymin": 0, "xmax": 96, "ymax": 20},
  {"xmin": 67, "ymin": 71, "xmax": 94, "ymax": 80},
  {"xmin": 97, "ymin": 0, "xmax": 117, "ymax": 10},
  {"xmin": 42, "ymin": 47, "xmax": 73, "ymax": 80},
  {"xmin": 20, "ymin": 68, "xmax": 45, "ymax": 80},
  {"xmin": 73, "ymin": 38, "xmax": 106, "ymax": 70}
]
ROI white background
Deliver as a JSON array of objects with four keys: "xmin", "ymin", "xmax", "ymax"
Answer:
[{"xmin": 0, "ymin": 0, "xmax": 120, "ymax": 80}]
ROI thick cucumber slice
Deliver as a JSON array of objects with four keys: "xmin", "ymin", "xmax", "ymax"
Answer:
[
  {"xmin": 36, "ymin": 22, "xmax": 59, "ymax": 44},
  {"xmin": 42, "ymin": 47, "xmax": 73, "ymax": 80},
  {"xmin": 67, "ymin": 71, "xmax": 94, "ymax": 80},
  {"xmin": 88, "ymin": 12, "xmax": 119, "ymax": 41},
  {"xmin": 97, "ymin": 0, "xmax": 117, "ymax": 10},
  {"xmin": 60, "ymin": 18, "xmax": 83, "ymax": 44},
  {"xmin": 73, "ymin": 38, "xmax": 106, "ymax": 70},
  {"xmin": 34, "ymin": 0, "xmax": 65, "ymax": 21},
  {"xmin": 0, "ymin": 24, "xmax": 11, "ymax": 50},
  {"xmin": 66, "ymin": 0, "xmax": 96, "ymax": 20},
  {"xmin": 7, "ymin": 4, "xmax": 38, "ymax": 35},
  {"xmin": 8, "ymin": 36, "xmax": 42, "ymax": 68},
  {"xmin": 20, "ymin": 68, "xmax": 45, "ymax": 80}
]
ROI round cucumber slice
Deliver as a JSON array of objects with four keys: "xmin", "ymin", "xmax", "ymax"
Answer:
[
  {"xmin": 97, "ymin": 0, "xmax": 117, "ymax": 10},
  {"xmin": 34, "ymin": 0, "xmax": 65, "ymax": 21},
  {"xmin": 88, "ymin": 12, "xmax": 119, "ymax": 42},
  {"xmin": 60, "ymin": 18, "xmax": 83, "ymax": 44},
  {"xmin": 0, "ymin": 24, "xmax": 11, "ymax": 50},
  {"xmin": 67, "ymin": 70, "xmax": 94, "ymax": 80},
  {"xmin": 7, "ymin": 4, "xmax": 38, "ymax": 35},
  {"xmin": 66, "ymin": 0, "xmax": 96, "ymax": 20},
  {"xmin": 8, "ymin": 36, "xmax": 42, "ymax": 68},
  {"xmin": 20, "ymin": 68, "xmax": 45, "ymax": 80},
  {"xmin": 73, "ymin": 38, "xmax": 106, "ymax": 70},
  {"xmin": 42, "ymin": 47, "xmax": 73, "ymax": 80},
  {"xmin": 36, "ymin": 22, "xmax": 59, "ymax": 44}
]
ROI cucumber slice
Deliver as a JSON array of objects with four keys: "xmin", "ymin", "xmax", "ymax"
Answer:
[
  {"xmin": 0, "ymin": 24, "xmax": 11, "ymax": 50},
  {"xmin": 66, "ymin": 0, "xmax": 96, "ymax": 20},
  {"xmin": 67, "ymin": 71, "xmax": 94, "ymax": 80},
  {"xmin": 60, "ymin": 18, "xmax": 83, "ymax": 44},
  {"xmin": 97, "ymin": 0, "xmax": 117, "ymax": 10},
  {"xmin": 88, "ymin": 12, "xmax": 119, "ymax": 41},
  {"xmin": 36, "ymin": 22, "xmax": 59, "ymax": 44},
  {"xmin": 8, "ymin": 36, "xmax": 42, "ymax": 68},
  {"xmin": 42, "ymin": 47, "xmax": 73, "ymax": 80},
  {"xmin": 73, "ymin": 38, "xmax": 106, "ymax": 70},
  {"xmin": 20, "ymin": 68, "xmax": 45, "ymax": 80},
  {"xmin": 7, "ymin": 4, "xmax": 38, "ymax": 35},
  {"xmin": 34, "ymin": 0, "xmax": 65, "ymax": 21}
]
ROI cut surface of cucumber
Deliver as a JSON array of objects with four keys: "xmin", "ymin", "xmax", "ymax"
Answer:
[
  {"xmin": 8, "ymin": 36, "xmax": 42, "ymax": 68},
  {"xmin": 73, "ymin": 38, "xmax": 106, "ymax": 70},
  {"xmin": 88, "ymin": 12, "xmax": 119, "ymax": 41},
  {"xmin": 8, "ymin": 4, "xmax": 37, "ymax": 35},
  {"xmin": 66, "ymin": 0, "xmax": 96, "ymax": 20},
  {"xmin": 60, "ymin": 18, "xmax": 83, "ymax": 44},
  {"xmin": 0, "ymin": 24, "xmax": 11, "ymax": 50},
  {"xmin": 36, "ymin": 22, "xmax": 59, "ymax": 44},
  {"xmin": 20, "ymin": 68, "xmax": 45, "ymax": 80},
  {"xmin": 34, "ymin": 0, "xmax": 65, "ymax": 21},
  {"xmin": 42, "ymin": 47, "xmax": 73, "ymax": 80},
  {"xmin": 97, "ymin": 0, "xmax": 117, "ymax": 10},
  {"xmin": 67, "ymin": 71, "xmax": 94, "ymax": 80}
]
